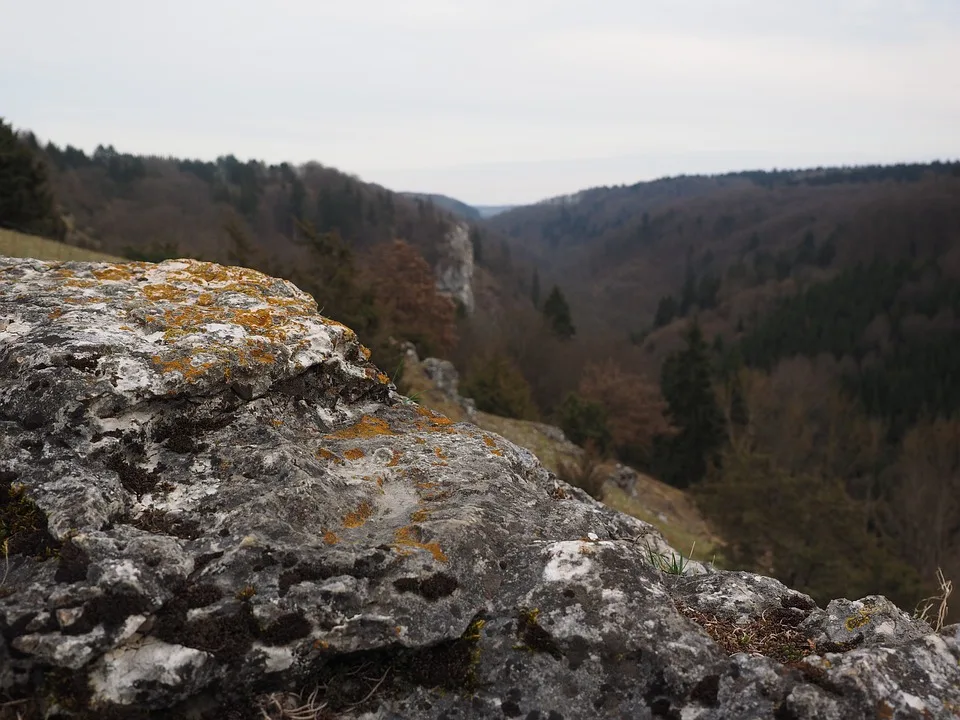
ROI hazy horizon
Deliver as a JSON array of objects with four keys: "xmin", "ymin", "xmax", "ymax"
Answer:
[{"xmin": 4, "ymin": 0, "xmax": 959, "ymax": 204}]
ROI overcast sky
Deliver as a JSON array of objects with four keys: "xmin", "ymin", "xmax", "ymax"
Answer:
[{"xmin": 3, "ymin": 1, "xmax": 959, "ymax": 204}]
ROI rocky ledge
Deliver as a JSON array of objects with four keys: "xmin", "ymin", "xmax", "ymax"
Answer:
[{"xmin": 0, "ymin": 256, "xmax": 958, "ymax": 719}]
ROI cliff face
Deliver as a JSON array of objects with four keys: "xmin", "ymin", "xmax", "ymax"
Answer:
[
  {"xmin": 1, "ymin": 255, "xmax": 958, "ymax": 719},
  {"xmin": 434, "ymin": 222, "xmax": 475, "ymax": 314}
]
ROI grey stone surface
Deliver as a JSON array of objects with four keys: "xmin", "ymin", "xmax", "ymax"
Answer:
[{"xmin": 1, "ymin": 256, "xmax": 958, "ymax": 719}]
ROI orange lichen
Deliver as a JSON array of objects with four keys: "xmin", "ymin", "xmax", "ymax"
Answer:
[
  {"xmin": 326, "ymin": 415, "xmax": 395, "ymax": 440},
  {"xmin": 411, "ymin": 508, "xmax": 432, "ymax": 523},
  {"xmin": 483, "ymin": 435, "xmax": 504, "ymax": 456},
  {"xmin": 270, "ymin": 419, "xmax": 284, "ymax": 427},
  {"xmin": 185, "ymin": 262, "xmax": 231, "ymax": 283},
  {"xmin": 360, "ymin": 345, "xmax": 372, "ymax": 360},
  {"xmin": 393, "ymin": 526, "xmax": 448, "ymax": 563},
  {"xmin": 48, "ymin": 308, "xmax": 63, "ymax": 320},
  {"xmin": 248, "ymin": 346, "xmax": 277, "ymax": 364},
  {"xmin": 151, "ymin": 354, "xmax": 217, "ymax": 383},
  {"xmin": 92, "ymin": 265, "xmax": 135, "ymax": 281},
  {"xmin": 233, "ymin": 308, "xmax": 274, "ymax": 329},
  {"xmin": 344, "ymin": 448, "xmax": 365, "ymax": 461},
  {"xmin": 377, "ymin": 372, "xmax": 391, "ymax": 384},
  {"xmin": 386, "ymin": 450, "xmax": 403, "ymax": 467},
  {"xmin": 433, "ymin": 447, "xmax": 448, "ymax": 460},
  {"xmin": 196, "ymin": 292, "xmax": 215, "ymax": 306},
  {"xmin": 415, "ymin": 406, "xmax": 455, "ymax": 426},
  {"xmin": 142, "ymin": 284, "xmax": 189, "ymax": 302},
  {"xmin": 322, "ymin": 530, "xmax": 340, "ymax": 545},
  {"xmin": 343, "ymin": 501, "xmax": 373, "ymax": 529},
  {"xmin": 317, "ymin": 448, "xmax": 344, "ymax": 464}
]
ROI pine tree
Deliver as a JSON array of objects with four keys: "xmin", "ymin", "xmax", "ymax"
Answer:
[
  {"xmin": 653, "ymin": 295, "xmax": 678, "ymax": 328},
  {"xmin": 531, "ymin": 269, "xmax": 541, "ymax": 308},
  {"xmin": 680, "ymin": 248, "xmax": 697, "ymax": 315},
  {"xmin": 469, "ymin": 227, "xmax": 483, "ymax": 265},
  {"xmin": 542, "ymin": 285, "xmax": 575, "ymax": 340},
  {"xmin": 654, "ymin": 320, "xmax": 726, "ymax": 487},
  {"xmin": 462, "ymin": 353, "xmax": 539, "ymax": 420},
  {"xmin": 0, "ymin": 118, "xmax": 63, "ymax": 239}
]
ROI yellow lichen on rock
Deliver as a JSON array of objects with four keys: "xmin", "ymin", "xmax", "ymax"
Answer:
[
  {"xmin": 343, "ymin": 501, "xmax": 373, "ymax": 529},
  {"xmin": 393, "ymin": 526, "xmax": 448, "ymax": 563},
  {"xmin": 317, "ymin": 448, "xmax": 344, "ymax": 464},
  {"xmin": 326, "ymin": 416, "xmax": 395, "ymax": 440}
]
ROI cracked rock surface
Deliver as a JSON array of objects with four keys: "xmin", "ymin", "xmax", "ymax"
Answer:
[{"xmin": 1, "ymin": 256, "xmax": 958, "ymax": 719}]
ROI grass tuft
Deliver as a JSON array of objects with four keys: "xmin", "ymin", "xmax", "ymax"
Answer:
[{"xmin": 676, "ymin": 601, "xmax": 814, "ymax": 664}]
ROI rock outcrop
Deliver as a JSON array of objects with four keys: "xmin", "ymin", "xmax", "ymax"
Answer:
[
  {"xmin": 434, "ymin": 222, "xmax": 474, "ymax": 314},
  {"xmin": 1, "ymin": 255, "xmax": 958, "ymax": 719}
]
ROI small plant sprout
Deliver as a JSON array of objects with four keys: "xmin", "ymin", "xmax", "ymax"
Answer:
[{"xmin": 644, "ymin": 540, "xmax": 697, "ymax": 576}]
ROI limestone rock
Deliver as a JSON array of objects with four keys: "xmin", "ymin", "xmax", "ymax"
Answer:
[
  {"xmin": 1, "ymin": 256, "xmax": 958, "ymax": 719},
  {"xmin": 421, "ymin": 356, "xmax": 477, "ymax": 419},
  {"xmin": 607, "ymin": 463, "xmax": 640, "ymax": 495},
  {"xmin": 434, "ymin": 221, "xmax": 474, "ymax": 314}
]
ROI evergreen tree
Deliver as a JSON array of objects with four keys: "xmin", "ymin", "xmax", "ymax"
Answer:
[
  {"xmin": 290, "ymin": 220, "xmax": 377, "ymax": 337},
  {"xmin": 654, "ymin": 320, "xmax": 726, "ymax": 487},
  {"xmin": 558, "ymin": 393, "xmax": 611, "ymax": 452},
  {"xmin": 469, "ymin": 227, "xmax": 483, "ymax": 265},
  {"xmin": 680, "ymin": 248, "xmax": 697, "ymax": 315},
  {"xmin": 0, "ymin": 118, "xmax": 63, "ymax": 239},
  {"xmin": 531, "ymin": 269, "xmax": 541, "ymax": 308},
  {"xmin": 462, "ymin": 354, "xmax": 539, "ymax": 420},
  {"xmin": 696, "ymin": 275, "xmax": 721, "ymax": 310},
  {"xmin": 653, "ymin": 295, "xmax": 678, "ymax": 328},
  {"xmin": 289, "ymin": 176, "xmax": 306, "ymax": 223},
  {"xmin": 542, "ymin": 285, "xmax": 576, "ymax": 340}
]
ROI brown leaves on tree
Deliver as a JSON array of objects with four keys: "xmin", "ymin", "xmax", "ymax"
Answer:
[
  {"xmin": 578, "ymin": 359, "xmax": 672, "ymax": 453},
  {"xmin": 373, "ymin": 240, "xmax": 457, "ymax": 357}
]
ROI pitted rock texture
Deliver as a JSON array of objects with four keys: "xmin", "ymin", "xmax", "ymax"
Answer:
[{"xmin": 1, "ymin": 256, "xmax": 959, "ymax": 719}]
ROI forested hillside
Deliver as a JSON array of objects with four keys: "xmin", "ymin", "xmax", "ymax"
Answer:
[
  {"xmin": 0, "ymin": 118, "xmax": 534, "ymax": 377},
  {"xmin": 481, "ymin": 162, "xmax": 960, "ymax": 617}
]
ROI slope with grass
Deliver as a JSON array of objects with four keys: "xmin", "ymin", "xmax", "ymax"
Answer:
[
  {"xmin": 399, "ymin": 350, "xmax": 719, "ymax": 560},
  {"xmin": 0, "ymin": 228, "xmax": 124, "ymax": 263}
]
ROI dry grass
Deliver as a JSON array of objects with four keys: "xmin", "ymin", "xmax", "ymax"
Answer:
[
  {"xmin": 915, "ymin": 568, "xmax": 953, "ymax": 632},
  {"xmin": 0, "ymin": 228, "xmax": 124, "ymax": 263},
  {"xmin": 676, "ymin": 601, "xmax": 816, "ymax": 664},
  {"xmin": 258, "ymin": 688, "xmax": 328, "ymax": 720}
]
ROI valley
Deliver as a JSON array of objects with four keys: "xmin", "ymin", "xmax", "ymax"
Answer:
[{"xmin": 3, "ymin": 117, "xmax": 959, "ymax": 622}]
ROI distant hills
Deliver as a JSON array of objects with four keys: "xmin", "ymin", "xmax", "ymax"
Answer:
[{"xmin": 401, "ymin": 192, "xmax": 514, "ymax": 221}]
